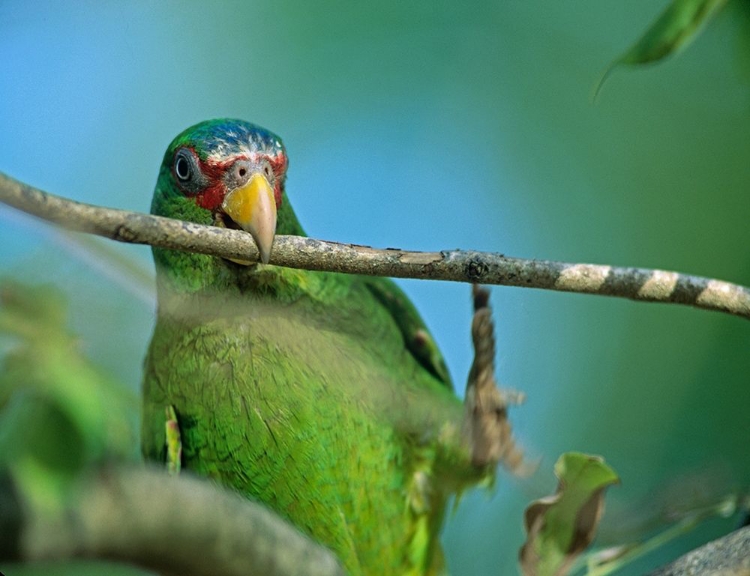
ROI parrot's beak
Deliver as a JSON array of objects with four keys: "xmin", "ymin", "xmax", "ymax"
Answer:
[{"xmin": 222, "ymin": 173, "xmax": 277, "ymax": 264}]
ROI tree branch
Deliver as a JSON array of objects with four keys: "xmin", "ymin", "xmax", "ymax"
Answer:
[
  {"xmin": 645, "ymin": 525, "xmax": 750, "ymax": 576},
  {"xmin": 1, "ymin": 171, "xmax": 749, "ymax": 321},
  {"xmin": 2, "ymin": 465, "xmax": 344, "ymax": 576}
]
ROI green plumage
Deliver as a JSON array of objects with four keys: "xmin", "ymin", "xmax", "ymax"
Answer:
[{"xmin": 141, "ymin": 119, "xmax": 490, "ymax": 575}]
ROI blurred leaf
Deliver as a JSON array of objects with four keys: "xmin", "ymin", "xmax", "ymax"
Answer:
[
  {"xmin": 596, "ymin": 0, "xmax": 728, "ymax": 97},
  {"xmin": 0, "ymin": 279, "xmax": 139, "ymax": 506},
  {"xmin": 519, "ymin": 452, "xmax": 619, "ymax": 576},
  {"xmin": 0, "ymin": 390, "xmax": 85, "ymax": 471}
]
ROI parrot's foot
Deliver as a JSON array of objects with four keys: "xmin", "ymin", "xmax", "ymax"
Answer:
[
  {"xmin": 165, "ymin": 405, "xmax": 182, "ymax": 476},
  {"xmin": 465, "ymin": 285, "xmax": 528, "ymax": 474}
]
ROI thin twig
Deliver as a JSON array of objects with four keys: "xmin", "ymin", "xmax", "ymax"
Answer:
[{"xmin": 1, "ymin": 171, "xmax": 749, "ymax": 321}]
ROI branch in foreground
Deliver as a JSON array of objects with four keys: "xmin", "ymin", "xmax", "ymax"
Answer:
[
  {"xmin": 1, "ymin": 171, "xmax": 749, "ymax": 321},
  {"xmin": 2, "ymin": 465, "xmax": 344, "ymax": 576},
  {"xmin": 646, "ymin": 525, "xmax": 750, "ymax": 576}
]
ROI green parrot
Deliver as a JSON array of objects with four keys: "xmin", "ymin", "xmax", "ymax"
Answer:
[{"xmin": 141, "ymin": 119, "xmax": 495, "ymax": 575}]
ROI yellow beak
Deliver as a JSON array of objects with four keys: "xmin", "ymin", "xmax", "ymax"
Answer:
[{"xmin": 222, "ymin": 173, "xmax": 277, "ymax": 264}]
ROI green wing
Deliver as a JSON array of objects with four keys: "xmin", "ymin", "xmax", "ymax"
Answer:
[{"xmin": 363, "ymin": 276, "xmax": 452, "ymax": 389}]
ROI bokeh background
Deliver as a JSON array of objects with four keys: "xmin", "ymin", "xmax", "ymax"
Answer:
[{"xmin": 2, "ymin": 1, "xmax": 749, "ymax": 574}]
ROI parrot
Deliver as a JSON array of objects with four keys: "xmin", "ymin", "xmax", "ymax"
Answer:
[{"xmin": 141, "ymin": 118, "xmax": 497, "ymax": 576}]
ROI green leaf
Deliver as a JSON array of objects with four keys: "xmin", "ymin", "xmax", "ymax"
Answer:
[
  {"xmin": 519, "ymin": 452, "xmax": 619, "ymax": 576},
  {"xmin": 0, "ymin": 279, "xmax": 140, "ymax": 504},
  {"xmin": 595, "ymin": 0, "xmax": 728, "ymax": 97}
]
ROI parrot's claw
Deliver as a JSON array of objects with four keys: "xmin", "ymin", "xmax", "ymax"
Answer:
[
  {"xmin": 165, "ymin": 405, "xmax": 182, "ymax": 476},
  {"xmin": 465, "ymin": 285, "xmax": 526, "ymax": 474}
]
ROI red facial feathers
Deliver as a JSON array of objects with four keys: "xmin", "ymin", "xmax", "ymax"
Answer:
[{"xmin": 184, "ymin": 150, "xmax": 287, "ymax": 212}]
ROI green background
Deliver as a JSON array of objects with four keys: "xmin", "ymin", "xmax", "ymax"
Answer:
[{"xmin": 1, "ymin": 2, "xmax": 749, "ymax": 574}]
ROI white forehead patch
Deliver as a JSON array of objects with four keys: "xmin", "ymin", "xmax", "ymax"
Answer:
[
  {"xmin": 207, "ymin": 141, "xmax": 259, "ymax": 161},
  {"xmin": 197, "ymin": 122, "xmax": 282, "ymax": 163}
]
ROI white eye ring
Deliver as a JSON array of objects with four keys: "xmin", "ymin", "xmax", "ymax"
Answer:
[{"xmin": 174, "ymin": 151, "xmax": 193, "ymax": 182}]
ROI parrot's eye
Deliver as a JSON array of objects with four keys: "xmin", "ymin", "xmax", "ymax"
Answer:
[
  {"xmin": 172, "ymin": 148, "xmax": 208, "ymax": 196},
  {"xmin": 174, "ymin": 150, "xmax": 194, "ymax": 182}
]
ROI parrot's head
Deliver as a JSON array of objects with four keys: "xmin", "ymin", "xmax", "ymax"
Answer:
[{"xmin": 152, "ymin": 118, "xmax": 293, "ymax": 265}]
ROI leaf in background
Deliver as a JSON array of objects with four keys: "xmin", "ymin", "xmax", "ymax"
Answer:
[
  {"xmin": 595, "ymin": 0, "xmax": 728, "ymax": 97},
  {"xmin": 519, "ymin": 452, "xmax": 619, "ymax": 576},
  {"xmin": 0, "ymin": 279, "xmax": 139, "ymax": 505}
]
